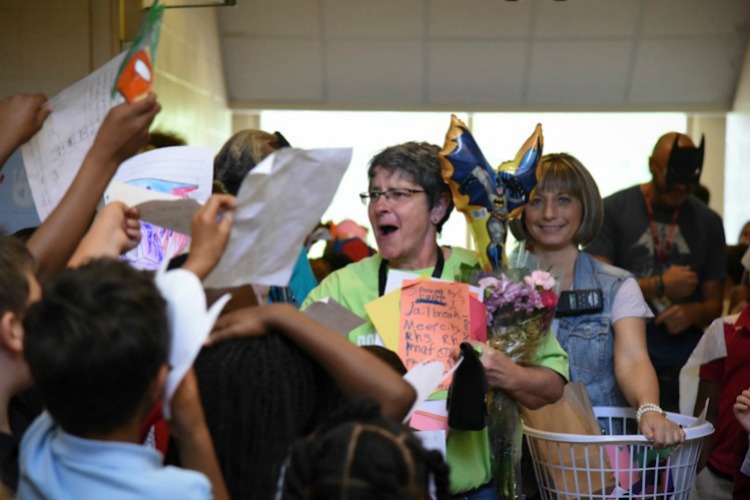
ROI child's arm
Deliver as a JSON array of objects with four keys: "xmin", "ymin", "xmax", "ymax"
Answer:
[
  {"xmin": 734, "ymin": 387, "xmax": 750, "ymax": 434},
  {"xmin": 168, "ymin": 368, "xmax": 229, "ymax": 500},
  {"xmin": 0, "ymin": 93, "xmax": 51, "ymax": 168},
  {"xmin": 182, "ymin": 194, "xmax": 235, "ymax": 281},
  {"xmin": 26, "ymin": 94, "xmax": 160, "ymax": 283},
  {"xmin": 67, "ymin": 202, "xmax": 141, "ymax": 268},
  {"xmin": 208, "ymin": 304, "xmax": 416, "ymax": 420}
]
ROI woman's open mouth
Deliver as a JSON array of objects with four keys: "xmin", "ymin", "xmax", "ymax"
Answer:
[{"xmin": 378, "ymin": 225, "xmax": 398, "ymax": 237}]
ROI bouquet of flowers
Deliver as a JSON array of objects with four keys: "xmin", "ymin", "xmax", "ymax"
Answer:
[
  {"xmin": 479, "ymin": 268, "xmax": 558, "ymax": 498},
  {"xmin": 480, "ymin": 269, "xmax": 559, "ymax": 366}
]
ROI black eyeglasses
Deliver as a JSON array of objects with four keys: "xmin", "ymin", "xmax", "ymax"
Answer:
[{"xmin": 359, "ymin": 189, "xmax": 425, "ymax": 205}]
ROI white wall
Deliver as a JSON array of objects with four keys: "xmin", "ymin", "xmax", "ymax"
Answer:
[{"xmin": 726, "ymin": 37, "xmax": 750, "ymax": 243}]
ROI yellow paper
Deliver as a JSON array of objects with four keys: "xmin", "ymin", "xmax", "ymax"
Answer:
[
  {"xmin": 365, "ymin": 287, "xmax": 402, "ymax": 351},
  {"xmin": 366, "ymin": 274, "xmax": 432, "ymax": 351}
]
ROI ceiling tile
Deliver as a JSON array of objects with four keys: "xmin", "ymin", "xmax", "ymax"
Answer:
[
  {"xmin": 325, "ymin": 40, "xmax": 423, "ymax": 103},
  {"xmin": 223, "ymin": 37, "xmax": 323, "ymax": 102},
  {"xmin": 323, "ymin": 0, "xmax": 425, "ymax": 39},
  {"xmin": 642, "ymin": 0, "xmax": 750, "ymax": 37},
  {"xmin": 528, "ymin": 40, "xmax": 632, "ymax": 104},
  {"xmin": 219, "ymin": 0, "xmax": 320, "ymax": 37},
  {"xmin": 630, "ymin": 39, "xmax": 740, "ymax": 105},
  {"xmin": 427, "ymin": 40, "xmax": 527, "ymax": 104},
  {"xmin": 534, "ymin": 0, "xmax": 640, "ymax": 38},
  {"xmin": 216, "ymin": 0, "xmax": 750, "ymax": 110},
  {"xmin": 428, "ymin": 0, "xmax": 531, "ymax": 39}
]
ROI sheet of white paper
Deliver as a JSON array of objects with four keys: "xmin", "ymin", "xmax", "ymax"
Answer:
[
  {"xmin": 414, "ymin": 429, "xmax": 446, "ymax": 499},
  {"xmin": 414, "ymin": 399, "xmax": 449, "ymax": 419},
  {"xmin": 204, "ymin": 147, "xmax": 352, "ymax": 288},
  {"xmin": 414, "ymin": 430, "xmax": 447, "ymax": 458},
  {"xmin": 693, "ymin": 398, "xmax": 709, "ymax": 426},
  {"xmin": 678, "ymin": 314, "xmax": 734, "ymax": 415},
  {"xmin": 107, "ymin": 146, "xmax": 213, "ymax": 270},
  {"xmin": 21, "ymin": 52, "xmax": 126, "ymax": 221},
  {"xmin": 106, "ymin": 181, "xmax": 203, "ymax": 236},
  {"xmin": 402, "ymin": 358, "xmax": 461, "ymax": 423},
  {"xmin": 110, "ymin": 146, "xmax": 213, "ymax": 201},
  {"xmin": 154, "ymin": 268, "xmax": 230, "ymax": 419}
]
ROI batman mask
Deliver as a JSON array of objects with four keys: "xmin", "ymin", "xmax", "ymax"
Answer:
[{"xmin": 665, "ymin": 134, "xmax": 704, "ymax": 186}]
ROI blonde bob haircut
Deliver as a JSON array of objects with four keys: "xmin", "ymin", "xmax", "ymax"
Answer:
[{"xmin": 510, "ymin": 153, "xmax": 603, "ymax": 248}]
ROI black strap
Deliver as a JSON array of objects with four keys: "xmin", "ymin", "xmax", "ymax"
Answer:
[{"xmin": 378, "ymin": 246, "xmax": 445, "ymax": 297}]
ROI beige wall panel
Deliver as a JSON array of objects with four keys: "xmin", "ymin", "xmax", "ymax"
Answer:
[
  {"xmin": 0, "ymin": 0, "xmax": 230, "ymax": 151},
  {"xmin": 151, "ymin": 8, "xmax": 231, "ymax": 152},
  {"xmin": 0, "ymin": 0, "xmax": 93, "ymax": 97}
]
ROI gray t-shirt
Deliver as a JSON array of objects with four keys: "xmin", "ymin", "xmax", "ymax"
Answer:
[{"xmin": 585, "ymin": 184, "xmax": 727, "ymax": 366}]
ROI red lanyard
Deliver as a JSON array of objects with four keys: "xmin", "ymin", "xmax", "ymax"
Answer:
[{"xmin": 640, "ymin": 184, "xmax": 680, "ymax": 268}]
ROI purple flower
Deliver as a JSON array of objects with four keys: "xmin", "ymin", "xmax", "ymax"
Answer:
[{"xmin": 482, "ymin": 271, "xmax": 557, "ymax": 326}]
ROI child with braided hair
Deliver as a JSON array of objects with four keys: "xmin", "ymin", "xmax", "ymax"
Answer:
[
  {"xmin": 194, "ymin": 334, "xmax": 334, "ymax": 499},
  {"xmin": 279, "ymin": 398, "xmax": 450, "ymax": 500},
  {"xmin": 197, "ymin": 303, "xmax": 418, "ymax": 499}
]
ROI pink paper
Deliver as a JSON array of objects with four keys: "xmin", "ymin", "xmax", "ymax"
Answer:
[
  {"xmin": 409, "ymin": 411, "xmax": 449, "ymax": 432},
  {"xmin": 470, "ymin": 295, "xmax": 487, "ymax": 342},
  {"xmin": 605, "ymin": 444, "xmax": 640, "ymax": 489}
]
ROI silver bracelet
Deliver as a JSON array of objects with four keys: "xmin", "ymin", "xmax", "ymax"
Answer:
[{"xmin": 636, "ymin": 403, "xmax": 666, "ymax": 423}]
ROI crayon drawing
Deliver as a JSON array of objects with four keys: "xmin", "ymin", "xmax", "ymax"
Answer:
[{"xmin": 123, "ymin": 178, "xmax": 198, "ymax": 270}]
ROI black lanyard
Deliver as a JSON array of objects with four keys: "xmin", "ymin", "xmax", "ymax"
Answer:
[{"xmin": 378, "ymin": 246, "xmax": 445, "ymax": 297}]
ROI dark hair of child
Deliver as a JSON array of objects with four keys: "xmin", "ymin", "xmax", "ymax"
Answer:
[
  {"xmin": 194, "ymin": 334, "xmax": 339, "ymax": 499},
  {"xmin": 0, "ymin": 235, "xmax": 35, "ymax": 315},
  {"xmin": 22, "ymin": 259, "xmax": 169, "ymax": 437},
  {"xmin": 279, "ymin": 398, "xmax": 451, "ymax": 500}
]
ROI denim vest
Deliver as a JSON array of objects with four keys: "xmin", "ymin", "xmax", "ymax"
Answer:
[{"xmin": 554, "ymin": 252, "xmax": 631, "ymax": 408}]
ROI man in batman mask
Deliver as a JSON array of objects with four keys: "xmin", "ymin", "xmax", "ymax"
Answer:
[{"xmin": 586, "ymin": 132, "xmax": 726, "ymax": 412}]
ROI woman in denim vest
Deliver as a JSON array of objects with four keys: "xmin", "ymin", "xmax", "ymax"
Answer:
[{"xmin": 511, "ymin": 153, "xmax": 684, "ymax": 448}]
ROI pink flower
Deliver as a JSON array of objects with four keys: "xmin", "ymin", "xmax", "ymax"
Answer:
[
  {"xmin": 525, "ymin": 270, "xmax": 556, "ymax": 291},
  {"xmin": 541, "ymin": 289, "xmax": 558, "ymax": 309},
  {"xmin": 479, "ymin": 276, "xmax": 501, "ymax": 289}
]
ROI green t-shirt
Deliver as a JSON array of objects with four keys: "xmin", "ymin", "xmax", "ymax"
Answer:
[
  {"xmin": 301, "ymin": 246, "xmax": 570, "ymax": 494},
  {"xmin": 446, "ymin": 332, "xmax": 569, "ymax": 493},
  {"xmin": 302, "ymin": 246, "xmax": 480, "ymax": 345}
]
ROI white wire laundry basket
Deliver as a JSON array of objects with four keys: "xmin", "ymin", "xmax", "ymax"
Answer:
[{"xmin": 523, "ymin": 406, "xmax": 714, "ymax": 499}]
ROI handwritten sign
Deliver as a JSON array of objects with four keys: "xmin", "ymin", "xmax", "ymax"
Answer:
[
  {"xmin": 399, "ymin": 279, "xmax": 471, "ymax": 393},
  {"xmin": 22, "ymin": 52, "xmax": 126, "ymax": 221}
]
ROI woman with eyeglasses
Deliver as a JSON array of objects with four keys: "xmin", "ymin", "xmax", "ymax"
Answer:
[
  {"xmin": 302, "ymin": 141, "xmax": 478, "ymax": 346},
  {"xmin": 302, "ymin": 141, "xmax": 569, "ymax": 500}
]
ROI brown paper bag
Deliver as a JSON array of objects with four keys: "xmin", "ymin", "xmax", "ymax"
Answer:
[{"xmin": 521, "ymin": 382, "xmax": 617, "ymax": 498}]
